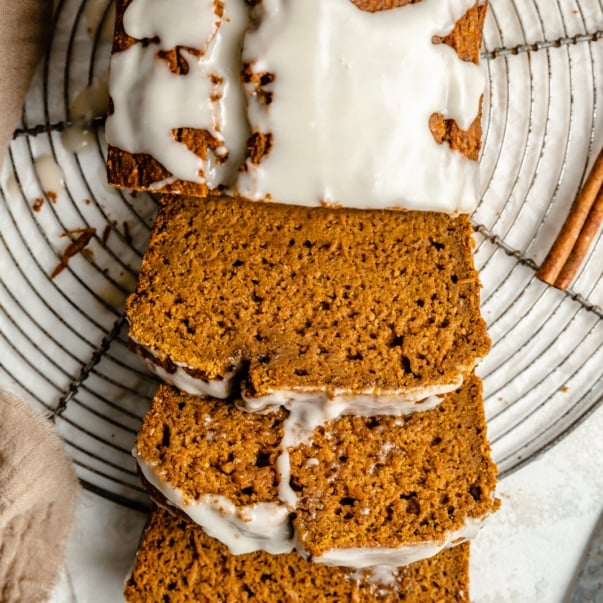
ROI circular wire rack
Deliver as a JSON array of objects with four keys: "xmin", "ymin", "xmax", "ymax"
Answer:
[{"xmin": 0, "ymin": 0, "xmax": 601, "ymax": 511}]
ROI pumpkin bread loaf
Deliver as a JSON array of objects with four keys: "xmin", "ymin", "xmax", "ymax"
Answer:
[{"xmin": 124, "ymin": 508, "xmax": 472, "ymax": 603}]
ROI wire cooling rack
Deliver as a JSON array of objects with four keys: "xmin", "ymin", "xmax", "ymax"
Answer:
[{"xmin": 0, "ymin": 0, "xmax": 601, "ymax": 511}]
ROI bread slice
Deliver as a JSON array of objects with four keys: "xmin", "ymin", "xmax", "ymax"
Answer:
[
  {"xmin": 124, "ymin": 507, "xmax": 472, "ymax": 602},
  {"xmin": 135, "ymin": 374, "xmax": 499, "ymax": 567},
  {"xmin": 126, "ymin": 194, "xmax": 490, "ymax": 415}
]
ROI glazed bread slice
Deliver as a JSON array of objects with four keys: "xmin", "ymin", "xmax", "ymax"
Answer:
[
  {"xmin": 126, "ymin": 194, "xmax": 490, "ymax": 414},
  {"xmin": 107, "ymin": 0, "xmax": 486, "ymax": 197},
  {"xmin": 124, "ymin": 508, "xmax": 472, "ymax": 603},
  {"xmin": 135, "ymin": 374, "xmax": 499, "ymax": 567}
]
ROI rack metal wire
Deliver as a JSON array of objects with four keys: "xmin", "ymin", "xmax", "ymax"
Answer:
[{"xmin": 0, "ymin": 0, "xmax": 601, "ymax": 511}]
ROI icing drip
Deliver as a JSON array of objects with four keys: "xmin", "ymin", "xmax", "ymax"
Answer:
[
  {"xmin": 237, "ymin": 0, "xmax": 484, "ymax": 210},
  {"xmin": 70, "ymin": 77, "xmax": 110, "ymax": 121},
  {"xmin": 34, "ymin": 155, "xmax": 64, "ymax": 196},
  {"xmin": 62, "ymin": 78, "xmax": 110, "ymax": 152},
  {"xmin": 137, "ymin": 454, "xmax": 293, "ymax": 555},
  {"xmin": 5, "ymin": 174, "xmax": 19, "ymax": 196},
  {"xmin": 106, "ymin": 0, "xmax": 250, "ymax": 187},
  {"xmin": 241, "ymin": 386, "xmax": 452, "ymax": 415},
  {"xmin": 275, "ymin": 399, "xmax": 341, "ymax": 507}
]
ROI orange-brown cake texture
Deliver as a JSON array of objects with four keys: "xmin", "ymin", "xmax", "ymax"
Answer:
[
  {"xmin": 126, "ymin": 195, "xmax": 490, "ymax": 412},
  {"xmin": 106, "ymin": 0, "xmax": 486, "ymax": 197},
  {"xmin": 135, "ymin": 374, "xmax": 499, "ymax": 567},
  {"xmin": 125, "ymin": 508, "xmax": 474, "ymax": 602},
  {"xmin": 124, "ymin": 508, "xmax": 472, "ymax": 603}
]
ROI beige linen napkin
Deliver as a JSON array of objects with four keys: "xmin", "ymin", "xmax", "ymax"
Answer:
[
  {"xmin": 0, "ymin": 392, "xmax": 79, "ymax": 603},
  {"xmin": 0, "ymin": 5, "xmax": 80, "ymax": 600},
  {"xmin": 0, "ymin": 0, "xmax": 52, "ymax": 161}
]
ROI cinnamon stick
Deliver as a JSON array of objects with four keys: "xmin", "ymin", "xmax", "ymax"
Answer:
[
  {"xmin": 554, "ymin": 186, "xmax": 603, "ymax": 290},
  {"xmin": 537, "ymin": 147, "xmax": 603, "ymax": 286}
]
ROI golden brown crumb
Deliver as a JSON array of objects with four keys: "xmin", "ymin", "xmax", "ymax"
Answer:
[
  {"xmin": 127, "ymin": 195, "xmax": 490, "ymax": 398},
  {"xmin": 124, "ymin": 509, "xmax": 472, "ymax": 603}
]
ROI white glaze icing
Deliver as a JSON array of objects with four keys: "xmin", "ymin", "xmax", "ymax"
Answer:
[
  {"xmin": 5, "ymin": 173, "xmax": 19, "ymax": 196},
  {"xmin": 62, "ymin": 124, "xmax": 95, "ymax": 153},
  {"xmin": 137, "ymin": 454, "xmax": 294, "ymax": 555},
  {"xmin": 106, "ymin": 0, "xmax": 249, "ymax": 187},
  {"xmin": 131, "ymin": 336, "xmax": 238, "ymax": 398},
  {"xmin": 63, "ymin": 78, "xmax": 110, "ymax": 152},
  {"xmin": 146, "ymin": 359, "xmax": 237, "ymax": 399},
  {"xmin": 34, "ymin": 155, "xmax": 64, "ymax": 196},
  {"xmin": 361, "ymin": 565, "xmax": 399, "ymax": 588},
  {"xmin": 148, "ymin": 175, "xmax": 177, "ymax": 190},
  {"xmin": 237, "ymin": 0, "xmax": 484, "ymax": 211},
  {"xmin": 123, "ymin": 0, "xmax": 218, "ymax": 51},
  {"xmin": 241, "ymin": 383, "xmax": 458, "ymax": 415},
  {"xmin": 107, "ymin": 0, "xmax": 484, "ymax": 209},
  {"xmin": 71, "ymin": 77, "xmax": 110, "ymax": 121},
  {"xmin": 303, "ymin": 516, "xmax": 486, "ymax": 569},
  {"xmin": 349, "ymin": 565, "xmax": 401, "ymax": 590}
]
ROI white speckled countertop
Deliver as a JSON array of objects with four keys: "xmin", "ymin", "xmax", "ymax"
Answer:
[{"xmin": 48, "ymin": 403, "xmax": 603, "ymax": 603}]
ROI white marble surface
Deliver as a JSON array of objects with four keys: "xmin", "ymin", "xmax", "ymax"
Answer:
[{"xmin": 48, "ymin": 403, "xmax": 603, "ymax": 603}]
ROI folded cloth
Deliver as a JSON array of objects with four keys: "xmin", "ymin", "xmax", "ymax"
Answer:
[
  {"xmin": 0, "ymin": 0, "xmax": 52, "ymax": 161},
  {"xmin": 0, "ymin": 391, "xmax": 79, "ymax": 603}
]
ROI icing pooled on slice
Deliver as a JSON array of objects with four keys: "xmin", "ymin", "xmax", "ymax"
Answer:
[
  {"xmin": 237, "ymin": 0, "xmax": 484, "ymax": 211},
  {"xmin": 123, "ymin": 0, "xmax": 219, "ymax": 51},
  {"xmin": 137, "ymin": 454, "xmax": 294, "ymax": 555},
  {"xmin": 106, "ymin": 0, "xmax": 250, "ymax": 187},
  {"xmin": 302, "ymin": 516, "xmax": 487, "ymax": 568},
  {"xmin": 132, "ymin": 333, "xmax": 458, "ymax": 411}
]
